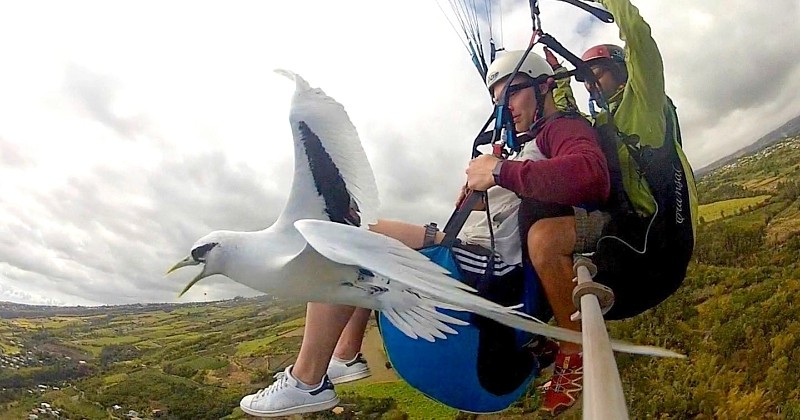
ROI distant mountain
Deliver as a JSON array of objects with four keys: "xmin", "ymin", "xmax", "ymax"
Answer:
[
  {"xmin": 696, "ymin": 114, "xmax": 800, "ymax": 177},
  {"xmin": 0, "ymin": 295, "xmax": 273, "ymax": 319}
]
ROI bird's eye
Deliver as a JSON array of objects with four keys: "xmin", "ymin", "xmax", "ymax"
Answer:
[{"xmin": 191, "ymin": 242, "xmax": 218, "ymax": 262}]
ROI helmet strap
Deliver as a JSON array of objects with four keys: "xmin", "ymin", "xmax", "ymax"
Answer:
[
  {"xmin": 534, "ymin": 86, "xmax": 545, "ymax": 123},
  {"xmin": 530, "ymin": 81, "xmax": 548, "ymax": 129}
]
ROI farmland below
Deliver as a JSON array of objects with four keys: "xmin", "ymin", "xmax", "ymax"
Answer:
[{"xmin": 3, "ymin": 136, "xmax": 800, "ymax": 419}]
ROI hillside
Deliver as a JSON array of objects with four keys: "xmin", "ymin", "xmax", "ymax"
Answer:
[
  {"xmin": 3, "ymin": 136, "xmax": 800, "ymax": 419},
  {"xmin": 0, "ymin": 296, "xmax": 314, "ymax": 419},
  {"xmin": 0, "ymin": 296, "xmax": 446, "ymax": 419},
  {"xmin": 607, "ymin": 135, "xmax": 800, "ymax": 418},
  {"xmin": 697, "ymin": 114, "xmax": 800, "ymax": 176}
]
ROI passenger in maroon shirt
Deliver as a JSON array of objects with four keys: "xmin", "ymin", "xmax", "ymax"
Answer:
[{"xmin": 467, "ymin": 49, "xmax": 611, "ymax": 380}]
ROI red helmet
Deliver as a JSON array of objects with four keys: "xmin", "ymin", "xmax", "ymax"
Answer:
[{"xmin": 581, "ymin": 44, "xmax": 625, "ymax": 64}]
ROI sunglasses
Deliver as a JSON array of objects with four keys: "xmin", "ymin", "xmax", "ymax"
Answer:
[
  {"xmin": 493, "ymin": 80, "xmax": 536, "ymax": 104},
  {"xmin": 590, "ymin": 66, "xmax": 610, "ymax": 79}
]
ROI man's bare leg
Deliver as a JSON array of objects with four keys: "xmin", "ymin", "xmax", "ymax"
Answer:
[
  {"xmin": 527, "ymin": 216, "xmax": 582, "ymax": 354},
  {"xmin": 288, "ymin": 219, "xmax": 439, "ymax": 385},
  {"xmin": 368, "ymin": 219, "xmax": 444, "ymax": 249},
  {"xmin": 332, "ymin": 307, "xmax": 372, "ymax": 360},
  {"xmin": 291, "ymin": 303, "xmax": 355, "ymax": 386}
]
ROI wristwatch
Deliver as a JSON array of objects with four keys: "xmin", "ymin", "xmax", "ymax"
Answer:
[{"xmin": 492, "ymin": 160, "xmax": 504, "ymax": 186}]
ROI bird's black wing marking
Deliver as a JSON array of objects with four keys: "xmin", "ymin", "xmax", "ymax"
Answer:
[{"xmin": 298, "ymin": 121, "xmax": 361, "ymax": 227}]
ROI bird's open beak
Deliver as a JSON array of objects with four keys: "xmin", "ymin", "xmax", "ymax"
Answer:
[
  {"xmin": 166, "ymin": 256, "xmax": 207, "ymax": 297},
  {"xmin": 166, "ymin": 256, "xmax": 199, "ymax": 275}
]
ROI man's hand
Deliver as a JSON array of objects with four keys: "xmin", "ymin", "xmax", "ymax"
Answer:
[
  {"xmin": 543, "ymin": 47, "xmax": 561, "ymax": 70},
  {"xmin": 456, "ymin": 184, "xmax": 486, "ymax": 211},
  {"xmin": 466, "ymin": 155, "xmax": 501, "ymax": 191},
  {"xmin": 455, "ymin": 184, "xmax": 468, "ymax": 207}
]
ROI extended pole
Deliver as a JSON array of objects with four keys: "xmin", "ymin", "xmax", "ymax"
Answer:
[{"xmin": 572, "ymin": 256, "xmax": 629, "ymax": 419}]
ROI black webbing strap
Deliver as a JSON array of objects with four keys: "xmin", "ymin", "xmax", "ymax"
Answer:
[
  {"xmin": 441, "ymin": 191, "xmax": 484, "ymax": 247},
  {"xmin": 555, "ymin": 0, "xmax": 614, "ymax": 22},
  {"xmin": 472, "ymin": 113, "xmax": 496, "ymax": 157},
  {"xmin": 440, "ymin": 111, "xmax": 499, "ymax": 248},
  {"xmin": 538, "ymin": 33, "xmax": 609, "ymax": 111},
  {"xmin": 538, "ymin": 34, "xmax": 593, "ymax": 83}
]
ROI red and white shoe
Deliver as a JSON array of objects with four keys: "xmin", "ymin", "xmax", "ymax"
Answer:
[{"xmin": 540, "ymin": 351, "xmax": 583, "ymax": 416}]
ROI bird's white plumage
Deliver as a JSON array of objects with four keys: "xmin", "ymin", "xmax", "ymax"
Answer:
[
  {"xmin": 295, "ymin": 219, "xmax": 684, "ymax": 358},
  {"xmin": 175, "ymin": 70, "xmax": 684, "ymax": 359},
  {"xmin": 275, "ymin": 69, "xmax": 379, "ymax": 227}
]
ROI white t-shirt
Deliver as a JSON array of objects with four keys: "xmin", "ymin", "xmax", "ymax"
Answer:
[{"xmin": 458, "ymin": 141, "xmax": 547, "ymax": 265}]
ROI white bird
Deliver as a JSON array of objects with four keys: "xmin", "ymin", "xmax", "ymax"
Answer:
[{"xmin": 167, "ymin": 69, "xmax": 682, "ymax": 358}]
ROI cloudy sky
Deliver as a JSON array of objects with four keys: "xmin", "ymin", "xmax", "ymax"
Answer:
[{"xmin": 1, "ymin": 0, "xmax": 799, "ymax": 306}]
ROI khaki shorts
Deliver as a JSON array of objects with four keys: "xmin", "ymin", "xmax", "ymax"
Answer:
[
  {"xmin": 573, "ymin": 207, "xmax": 611, "ymax": 253},
  {"xmin": 517, "ymin": 198, "xmax": 610, "ymax": 254}
]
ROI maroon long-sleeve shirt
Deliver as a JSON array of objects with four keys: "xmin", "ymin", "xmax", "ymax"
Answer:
[{"xmin": 497, "ymin": 115, "xmax": 610, "ymax": 207}]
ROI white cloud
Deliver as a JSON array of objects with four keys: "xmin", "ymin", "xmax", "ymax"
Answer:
[{"xmin": 0, "ymin": 0, "xmax": 798, "ymax": 305}]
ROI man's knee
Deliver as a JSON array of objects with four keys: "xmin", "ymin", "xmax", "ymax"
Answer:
[{"xmin": 527, "ymin": 216, "xmax": 577, "ymax": 267}]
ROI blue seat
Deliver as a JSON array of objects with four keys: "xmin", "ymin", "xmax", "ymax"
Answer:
[{"xmin": 378, "ymin": 244, "xmax": 550, "ymax": 413}]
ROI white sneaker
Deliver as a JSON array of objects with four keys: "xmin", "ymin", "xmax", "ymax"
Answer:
[
  {"xmin": 327, "ymin": 353, "xmax": 371, "ymax": 384},
  {"xmin": 239, "ymin": 365, "xmax": 339, "ymax": 417}
]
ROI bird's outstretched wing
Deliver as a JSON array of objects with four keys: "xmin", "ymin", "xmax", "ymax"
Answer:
[
  {"xmin": 295, "ymin": 219, "xmax": 684, "ymax": 358},
  {"xmin": 274, "ymin": 70, "xmax": 379, "ymax": 228}
]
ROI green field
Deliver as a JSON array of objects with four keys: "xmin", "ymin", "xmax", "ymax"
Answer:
[
  {"xmin": 235, "ymin": 334, "xmax": 284, "ymax": 356},
  {"xmin": 339, "ymin": 381, "xmax": 458, "ymax": 419},
  {"xmin": 178, "ymin": 355, "xmax": 229, "ymax": 371},
  {"xmin": 699, "ymin": 195, "xmax": 771, "ymax": 223},
  {"xmin": 0, "ymin": 340, "xmax": 20, "ymax": 354},
  {"xmin": 78, "ymin": 335, "xmax": 142, "ymax": 347},
  {"xmin": 103, "ymin": 372, "xmax": 129, "ymax": 385}
]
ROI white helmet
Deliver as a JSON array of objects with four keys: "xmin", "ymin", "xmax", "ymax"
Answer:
[{"xmin": 485, "ymin": 50, "xmax": 554, "ymax": 90}]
